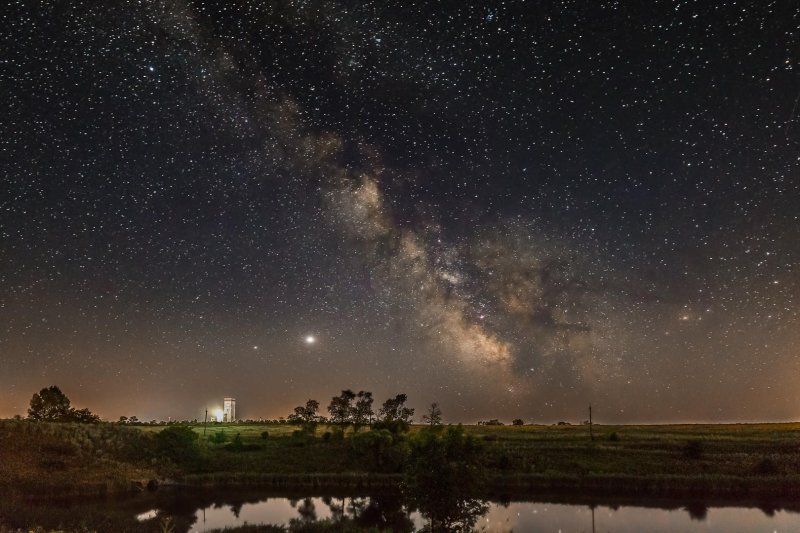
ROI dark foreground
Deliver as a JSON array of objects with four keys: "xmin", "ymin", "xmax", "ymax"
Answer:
[
  {"xmin": 1, "ymin": 420, "xmax": 799, "ymax": 530},
  {"xmin": 2, "ymin": 420, "xmax": 799, "ymax": 495},
  {"xmin": 3, "ymin": 487, "xmax": 800, "ymax": 533}
]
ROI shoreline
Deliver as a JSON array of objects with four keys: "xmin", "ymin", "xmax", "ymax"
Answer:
[
  {"xmin": 181, "ymin": 471, "xmax": 800, "ymax": 499},
  {"xmin": 6, "ymin": 471, "xmax": 800, "ymax": 501},
  {"xmin": 4, "ymin": 420, "xmax": 799, "ymax": 503}
]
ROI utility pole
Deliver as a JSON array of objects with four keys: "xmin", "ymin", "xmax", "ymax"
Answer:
[
  {"xmin": 203, "ymin": 408, "xmax": 208, "ymax": 437},
  {"xmin": 589, "ymin": 404, "xmax": 594, "ymax": 441}
]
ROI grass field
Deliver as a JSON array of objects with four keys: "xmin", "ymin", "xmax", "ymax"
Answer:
[
  {"xmin": 135, "ymin": 421, "xmax": 800, "ymax": 483},
  {"xmin": 3, "ymin": 420, "xmax": 800, "ymax": 497}
]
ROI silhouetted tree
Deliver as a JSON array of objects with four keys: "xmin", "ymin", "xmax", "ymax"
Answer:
[
  {"xmin": 328, "ymin": 389, "xmax": 357, "ymax": 425},
  {"xmin": 28, "ymin": 386, "xmax": 72, "ymax": 421},
  {"xmin": 353, "ymin": 391, "xmax": 375, "ymax": 429},
  {"xmin": 27, "ymin": 386, "xmax": 99, "ymax": 423},
  {"xmin": 512, "ymin": 418, "xmax": 524, "ymax": 426},
  {"xmin": 288, "ymin": 399, "xmax": 320, "ymax": 423},
  {"xmin": 288, "ymin": 399, "xmax": 321, "ymax": 435},
  {"xmin": 422, "ymin": 402, "xmax": 443, "ymax": 426},
  {"xmin": 379, "ymin": 394, "xmax": 415, "ymax": 424},
  {"xmin": 70, "ymin": 407, "xmax": 100, "ymax": 423}
]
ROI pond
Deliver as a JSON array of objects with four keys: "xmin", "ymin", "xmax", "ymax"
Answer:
[
  {"xmin": 164, "ymin": 496, "xmax": 800, "ymax": 532},
  {"xmin": 3, "ymin": 489, "xmax": 800, "ymax": 532}
]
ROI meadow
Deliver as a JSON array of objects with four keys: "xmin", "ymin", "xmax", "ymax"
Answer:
[
  {"xmin": 2, "ymin": 419, "xmax": 799, "ymax": 497},
  {"xmin": 136, "ymin": 421, "xmax": 800, "ymax": 495}
]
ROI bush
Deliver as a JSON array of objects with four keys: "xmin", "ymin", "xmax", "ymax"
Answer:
[
  {"xmin": 373, "ymin": 419, "xmax": 410, "ymax": 435},
  {"xmin": 511, "ymin": 419, "xmax": 524, "ymax": 426},
  {"xmin": 683, "ymin": 439, "xmax": 703, "ymax": 460},
  {"xmin": 155, "ymin": 426, "xmax": 199, "ymax": 464},
  {"xmin": 209, "ymin": 430, "xmax": 228, "ymax": 445},
  {"xmin": 496, "ymin": 452, "xmax": 512, "ymax": 470},
  {"xmin": 608, "ymin": 432, "xmax": 619, "ymax": 441},
  {"xmin": 753, "ymin": 457, "xmax": 778, "ymax": 475},
  {"xmin": 351, "ymin": 429, "xmax": 397, "ymax": 471},
  {"xmin": 322, "ymin": 431, "xmax": 332, "ymax": 442},
  {"xmin": 38, "ymin": 459, "xmax": 67, "ymax": 471},
  {"xmin": 291, "ymin": 430, "xmax": 307, "ymax": 446},
  {"xmin": 260, "ymin": 431, "xmax": 269, "ymax": 440}
]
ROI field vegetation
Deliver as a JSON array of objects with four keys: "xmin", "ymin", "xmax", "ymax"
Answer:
[
  {"xmin": 4, "ymin": 418, "xmax": 800, "ymax": 497},
  {"xmin": 2, "ymin": 386, "xmax": 799, "ymax": 501},
  {"xmin": 136, "ymin": 421, "xmax": 800, "ymax": 492}
]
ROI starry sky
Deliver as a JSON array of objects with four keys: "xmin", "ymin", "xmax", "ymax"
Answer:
[{"xmin": 2, "ymin": 0, "xmax": 799, "ymax": 423}]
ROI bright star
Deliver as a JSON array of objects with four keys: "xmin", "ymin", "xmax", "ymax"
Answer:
[{"xmin": 305, "ymin": 335, "xmax": 316, "ymax": 344}]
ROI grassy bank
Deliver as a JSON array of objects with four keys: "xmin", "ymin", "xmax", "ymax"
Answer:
[
  {"xmin": 152, "ymin": 421, "xmax": 800, "ymax": 494},
  {"xmin": 0, "ymin": 420, "xmax": 157, "ymax": 496},
  {"xmin": 2, "ymin": 420, "xmax": 799, "ymax": 498},
  {"xmin": 182, "ymin": 471, "xmax": 402, "ymax": 489}
]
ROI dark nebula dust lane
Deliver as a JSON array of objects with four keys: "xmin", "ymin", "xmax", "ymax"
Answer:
[{"xmin": 2, "ymin": 1, "xmax": 799, "ymax": 422}]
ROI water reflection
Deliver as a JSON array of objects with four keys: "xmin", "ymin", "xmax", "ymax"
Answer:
[
  {"xmin": 4, "ymin": 491, "xmax": 800, "ymax": 532},
  {"xmin": 187, "ymin": 495, "xmax": 415, "ymax": 532},
  {"xmin": 152, "ymin": 493, "xmax": 800, "ymax": 533}
]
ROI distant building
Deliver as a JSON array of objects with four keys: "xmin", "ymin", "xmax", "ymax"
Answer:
[{"xmin": 223, "ymin": 397, "xmax": 236, "ymax": 422}]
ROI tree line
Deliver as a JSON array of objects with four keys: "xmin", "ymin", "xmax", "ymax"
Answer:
[
  {"xmin": 287, "ymin": 390, "xmax": 445, "ymax": 430},
  {"xmin": 22, "ymin": 385, "xmax": 529, "ymax": 427}
]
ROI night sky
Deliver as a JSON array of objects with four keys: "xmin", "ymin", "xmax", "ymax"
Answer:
[{"xmin": 2, "ymin": 0, "xmax": 799, "ymax": 423}]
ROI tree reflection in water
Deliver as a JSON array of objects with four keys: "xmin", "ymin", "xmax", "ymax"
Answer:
[
  {"xmin": 318, "ymin": 494, "xmax": 415, "ymax": 532},
  {"xmin": 4, "ymin": 488, "xmax": 800, "ymax": 532},
  {"xmin": 287, "ymin": 491, "xmax": 483, "ymax": 532},
  {"xmin": 269, "ymin": 426, "xmax": 491, "ymax": 532},
  {"xmin": 403, "ymin": 425, "xmax": 489, "ymax": 532},
  {"xmin": 290, "ymin": 497, "xmax": 317, "ymax": 526}
]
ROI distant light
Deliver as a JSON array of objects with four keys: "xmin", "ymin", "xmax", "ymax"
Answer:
[
  {"xmin": 214, "ymin": 409, "xmax": 224, "ymax": 421},
  {"xmin": 305, "ymin": 335, "xmax": 316, "ymax": 344},
  {"xmin": 136, "ymin": 510, "xmax": 158, "ymax": 522}
]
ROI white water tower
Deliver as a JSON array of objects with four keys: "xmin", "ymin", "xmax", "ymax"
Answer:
[{"xmin": 223, "ymin": 397, "xmax": 236, "ymax": 422}]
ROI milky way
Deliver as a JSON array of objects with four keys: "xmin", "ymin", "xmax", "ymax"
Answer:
[{"xmin": 2, "ymin": 1, "xmax": 799, "ymax": 422}]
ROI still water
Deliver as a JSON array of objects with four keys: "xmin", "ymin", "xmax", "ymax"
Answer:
[
  {"xmin": 5, "ymin": 491, "xmax": 800, "ymax": 532},
  {"xmin": 136, "ymin": 492, "xmax": 799, "ymax": 532}
]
